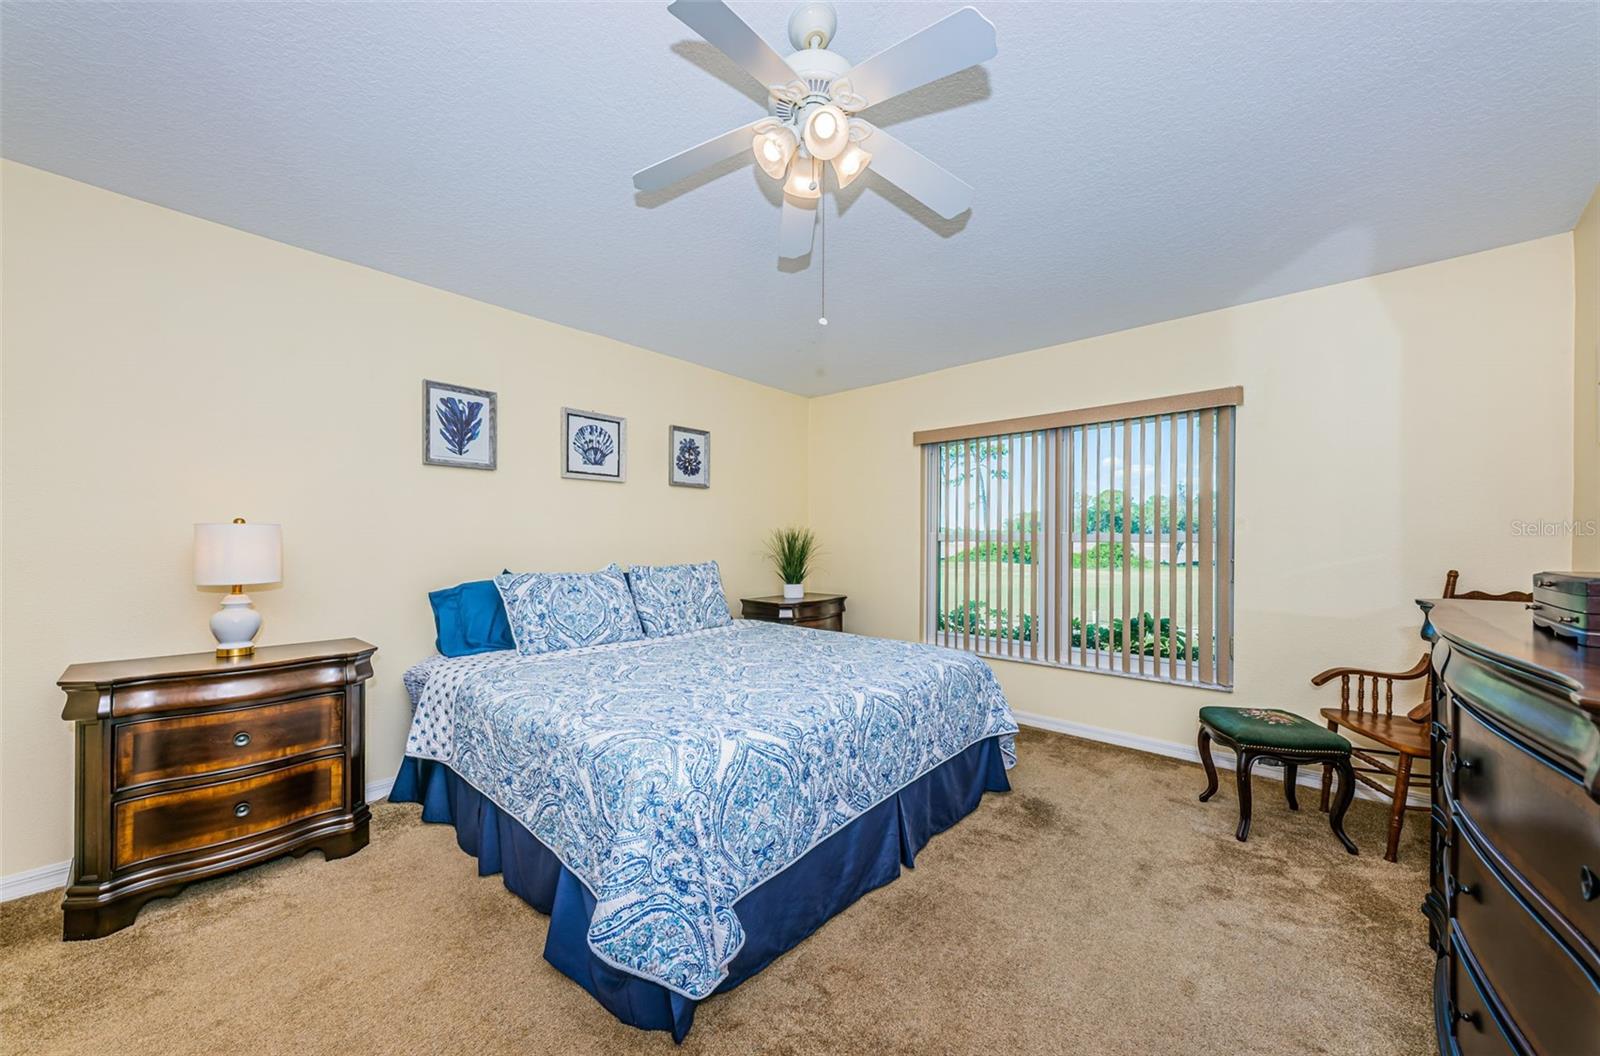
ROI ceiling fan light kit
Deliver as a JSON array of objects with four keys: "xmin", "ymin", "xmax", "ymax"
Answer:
[{"xmin": 635, "ymin": 1, "xmax": 997, "ymax": 261}]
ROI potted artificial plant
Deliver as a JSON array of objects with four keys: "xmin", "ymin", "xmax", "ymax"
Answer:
[{"xmin": 766, "ymin": 527, "xmax": 819, "ymax": 601}]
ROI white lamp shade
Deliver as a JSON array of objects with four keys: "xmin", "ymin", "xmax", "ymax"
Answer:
[{"xmin": 194, "ymin": 522, "xmax": 282, "ymax": 586}]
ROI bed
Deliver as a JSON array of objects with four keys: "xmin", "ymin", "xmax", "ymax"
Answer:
[{"xmin": 391, "ymin": 618, "xmax": 1017, "ymax": 1040}]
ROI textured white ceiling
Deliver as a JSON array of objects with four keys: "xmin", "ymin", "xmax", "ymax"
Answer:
[{"xmin": 3, "ymin": 2, "xmax": 1596, "ymax": 395}]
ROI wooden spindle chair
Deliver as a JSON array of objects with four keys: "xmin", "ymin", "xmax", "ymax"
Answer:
[{"xmin": 1310, "ymin": 570, "xmax": 1531, "ymax": 862}]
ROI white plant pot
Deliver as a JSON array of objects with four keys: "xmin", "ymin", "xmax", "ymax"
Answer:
[{"xmin": 783, "ymin": 583, "xmax": 805, "ymax": 601}]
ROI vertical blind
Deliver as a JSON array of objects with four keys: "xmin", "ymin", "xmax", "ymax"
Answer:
[{"xmin": 917, "ymin": 388, "xmax": 1240, "ymax": 689}]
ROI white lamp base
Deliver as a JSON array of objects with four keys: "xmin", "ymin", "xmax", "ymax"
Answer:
[{"xmin": 211, "ymin": 591, "xmax": 263, "ymax": 658}]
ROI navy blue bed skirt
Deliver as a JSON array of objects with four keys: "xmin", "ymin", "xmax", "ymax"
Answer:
[{"xmin": 389, "ymin": 736, "xmax": 1011, "ymax": 1042}]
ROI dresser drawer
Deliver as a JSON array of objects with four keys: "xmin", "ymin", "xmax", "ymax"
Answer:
[
  {"xmin": 1452, "ymin": 699, "xmax": 1600, "ymax": 947},
  {"xmin": 1454, "ymin": 826, "xmax": 1600, "ymax": 1055},
  {"xmin": 114, "ymin": 756, "xmax": 345, "ymax": 870},
  {"xmin": 1447, "ymin": 939, "xmax": 1519, "ymax": 1056},
  {"xmin": 115, "ymin": 694, "xmax": 343, "ymax": 789}
]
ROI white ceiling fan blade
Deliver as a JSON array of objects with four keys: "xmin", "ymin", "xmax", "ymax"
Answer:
[
  {"xmin": 844, "ymin": 7, "xmax": 996, "ymax": 109},
  {"xmin": 854, "ymin": 122, "xmax": 973, "ymax": 220},
  {"xmin": 668, "ymin": 0, "xmax": 797, "ymax": 95},
  {"xmin": 633, "ymin": 120, "xmax": 764, "ymax": 192},
  {"xmin": 778, "ymin": 194, "xmax": 817, "ymax": 259}
]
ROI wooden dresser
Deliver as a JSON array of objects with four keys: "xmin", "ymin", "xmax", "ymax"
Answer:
[
  {"xmin": 1419, "ymin": 599, "xmax": 1599, "ymax": 1055},
  {"xmin": 740, "ymin": 593, "xmax": 847, "ymax": 631},
  {"xmin": 58, "ymin": 638, "xmax": 377, "ymax": 939}
]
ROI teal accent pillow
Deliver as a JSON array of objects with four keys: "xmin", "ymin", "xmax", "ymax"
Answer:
[{"xmin": 429, "ymin": 577, "xmax": 514, "ymax": 657}]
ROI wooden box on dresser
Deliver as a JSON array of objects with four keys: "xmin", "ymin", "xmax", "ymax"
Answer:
[
  {"xmin": 1419, "ymin": 599, "xmax": 1600, "ymax": 1055},
  {"xmin": 58, "ymin": 638, "xmax": 377, "ymax": 940}
]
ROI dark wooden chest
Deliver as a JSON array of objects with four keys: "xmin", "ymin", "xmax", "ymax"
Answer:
[
  {"xmin": 58, "ymin": 638, "xmax": 376, "ymax": 939},
  {"xmin": 1420, "ymin": 600, "xmax": 1600, "ymax": 1054}
]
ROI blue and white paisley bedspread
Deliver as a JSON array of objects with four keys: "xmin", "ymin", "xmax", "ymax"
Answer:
[{"xmin": 401, "ymin": 619, "xmax": 1017, "ymax": 1000}]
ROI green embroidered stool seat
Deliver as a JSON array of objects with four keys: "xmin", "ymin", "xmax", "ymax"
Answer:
[{"xmin": 1197, "ymin": 706, "xmax": 1358, "ymax": 854}]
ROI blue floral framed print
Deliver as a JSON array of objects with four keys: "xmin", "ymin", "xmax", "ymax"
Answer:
[
  {"xmin": 668, "ymin": 425, "xmax": 709, "ymax": 488},
  {"xmin": 424, "ymin": 380, "xmax": 496, "ymax": 470},
  {"xmin": 562, "ymin": 407, "xmax": 626, "ymax": 482}
]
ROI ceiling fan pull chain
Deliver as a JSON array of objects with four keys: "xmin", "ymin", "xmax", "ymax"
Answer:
[{"xmin": 818, "ymin": 191, "xmax": 828, "ymax": 326}]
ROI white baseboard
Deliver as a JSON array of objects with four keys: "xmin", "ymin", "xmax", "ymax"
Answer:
[
  {"xmin": 1011, "ymin": 710, "xmax": 1431, "ymax": 808},
  {"xmin": 0, "ymin": 860, "xmax": 73, "ymax": 903},
  {"xmin": 1, "ymin": 776, "xmax": 399, "ymax": 903}
]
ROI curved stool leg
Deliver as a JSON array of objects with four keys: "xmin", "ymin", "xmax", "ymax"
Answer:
[
  {"xmin": 1283, "ymin": 762, "xmax": 1300, "ymax": 810},
  {"xmin": 1329, "ymin": 756, "xmax": 1359, "ymax": 855},
  {"xmin": 1198, "ymin": 726, "xmax": 1220, "ymax": 802},
  {"xmin": 1234, "ymin": 751, "xmax": 1257, "ymax": 842}
]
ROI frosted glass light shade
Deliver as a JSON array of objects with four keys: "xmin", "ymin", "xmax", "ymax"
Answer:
[
  {"xmin": 803, "ymin": 105, "xmax": 849, "ymax": 161},
  {"xmin": 752, "ymin": 125, "xmax": 797, "ymax": 180},
  {"xmin": 194, "ymin": 521, "xmax": 282, "ymax": 586},
  {"xmin": 784, "ymin": 157, "xmax": 822, "ymax": 200},
  {"xmin": 832, "ymin": 144, "xmax": 872, "ymax": 188}
]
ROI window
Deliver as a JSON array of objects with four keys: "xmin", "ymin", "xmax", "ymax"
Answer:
[{"xmin": 918, "ymin": 388, "xmax": 1240, "ymax": 689}]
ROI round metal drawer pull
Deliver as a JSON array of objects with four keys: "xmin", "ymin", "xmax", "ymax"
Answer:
[
  {"xmin": 233, "ymin": 801, "xmax": 251, "ymax": 818},
  {"xmin": 232, "ymin": 731, "xmax": 252, "ymax": 748},
  {"xmin": 1582, "ymin": 865, "xmax": 1598, "ymax": 903}
]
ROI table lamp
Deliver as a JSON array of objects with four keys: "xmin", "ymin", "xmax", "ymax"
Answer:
[{"xmin": 193, "ymin": 518, "xmax": 282, "ymax": 658}]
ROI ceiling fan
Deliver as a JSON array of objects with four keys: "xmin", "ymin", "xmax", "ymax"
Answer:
[{"xmin": 634, "ymin": 1, "xmax": 996, "ymax": 261}]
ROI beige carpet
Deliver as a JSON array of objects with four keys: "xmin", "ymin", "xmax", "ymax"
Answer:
[{"xmin": 2, "ymin": 728, "xmax": 1432, "ymax": 1055}]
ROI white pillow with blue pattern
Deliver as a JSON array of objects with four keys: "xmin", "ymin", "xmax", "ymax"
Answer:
[
  {"xmin": 493, "ymin": 564, "xmax": 645, "ymax": 655},
  {"xmin": 625, "ymin": 560, "xmax": 733, "ymax": 638}
]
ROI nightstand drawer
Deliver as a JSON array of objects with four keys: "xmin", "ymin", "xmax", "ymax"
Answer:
[
  {"xmin": 114, "ymin": 756, "xmax": 345, "ymax": 870},
  {"xmin": 115, "ymin": 694, "xmax": 343, "ymax": 789}
]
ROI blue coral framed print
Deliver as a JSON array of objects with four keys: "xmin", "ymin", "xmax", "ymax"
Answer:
[
  {"xmin": 668, "ymin": 425, "xmax": 710, "ymax": 488},
  {"xmin": 424, "ymin": 380, "xmax": 496, "ymax": 470},
  {"xmin": 561, "ymin": 407, "xmax": 626, "ymax": 482}
]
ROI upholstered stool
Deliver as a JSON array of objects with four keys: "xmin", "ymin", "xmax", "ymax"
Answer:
[{"xmin": 1197, "ymin": 706, "xmax": 1358, "ymax": 855}]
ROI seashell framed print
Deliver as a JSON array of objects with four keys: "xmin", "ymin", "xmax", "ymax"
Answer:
[
  {"xmin": 561, "ymin": 407, "xmax": 626, "ymax": 482},
  {"xmin": 668, "ymin": 425, "xmax": 710, "ymax": 488},
  {"xmin": 424, "ymin": 380, "xmax": 496, "ymax": 470}
]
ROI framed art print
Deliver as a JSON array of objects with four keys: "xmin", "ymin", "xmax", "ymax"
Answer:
[
  {"xmin": 668, "ymin": 425, "xmax": 709, "ymax": 488},
  {"xmin": 423, "ymin": 380, "xmax": 496, "ymax": 470},
  {"xmin": 562, "ymin": 407, "xmax": 626, "ymax": 482}
]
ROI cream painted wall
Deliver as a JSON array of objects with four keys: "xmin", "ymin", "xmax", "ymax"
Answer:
[
  {"xmin": 0, "ymin": 162, "xmax": 809, "ymax": 876},
  {"xmin": 1574, "ymin": 185, "xmax": 1600, "ymax": 570},
  {"xmin": 808, "ymin": 236, "xmax": 1576, "ymax": 748},
  {"xmin": 0, "ymin": 161, "xmax": 1584, "ymax": 881}
]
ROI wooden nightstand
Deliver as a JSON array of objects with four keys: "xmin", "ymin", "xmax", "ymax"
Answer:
[
  {"xmin": 58, "ymin": 638, "xmax": 376, "ymax": 940},
  {"xmin": 740, "ymin": 593, "xmax": 847, "ymax": 632}
]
